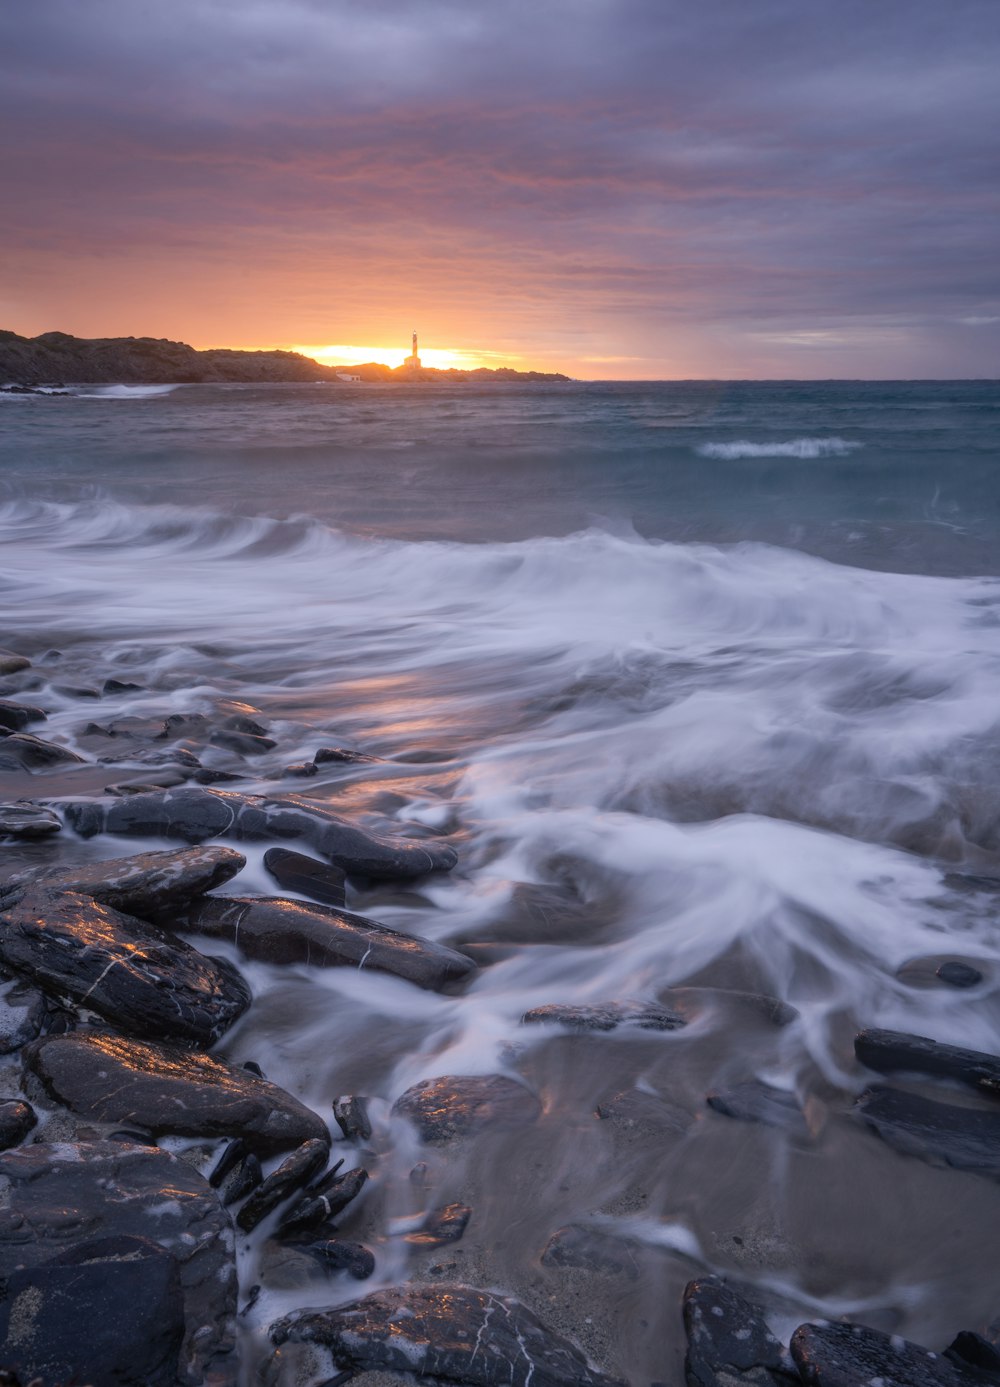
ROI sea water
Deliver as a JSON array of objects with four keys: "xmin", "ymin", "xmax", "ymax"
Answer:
[{"xmin": 1, "ymin": 379, "xmax": 999, "ymax": 1382}]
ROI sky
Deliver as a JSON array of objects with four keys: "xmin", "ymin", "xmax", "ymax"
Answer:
[{"xmin": 2, "ymin": 0, "xmax": 998, "ymax": 378}]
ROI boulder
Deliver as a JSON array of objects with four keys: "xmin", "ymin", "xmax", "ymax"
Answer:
[
  {"xmin": 0, "ymin": 1140, "xmax": 237, "ymax": 1385},
  {"xmin": 263, "ymin": 847, "xmax": 346, "ymax": 907},
  {"xmin": 0, "ymin": 651, "xmax": 30, "ymax": 677},
  {"xmin": 24, "ymin": 1032, "xmax": 329, "ymax": 1154},
  {"xmin": 683, "ymin": 1277, "xmax": 798, "ymax": 1386},
  {"xmin": 174, "ymin": 895, "xmax": 475, "ymax": 992},
  {"xmin": 856, "ymin": 1086, "xmax": 1000, "ymax": 1178},
  {"xmin": 62, "ymin": 785, "xmax": 458, "ymax": 879},
  {"xmin": 522, "ymin": 1001, "xmax": 685, "ymax": 1032},
  {"xmin": 0, "ymin": 700, "xmax": 46, "ymax": 733},
  {"xmin": 0, "ymin": 888, "xmax": 251, "ymax": 1046},
  {"xmin": 0, "ymin": 803, "xmax": 61, "ymax": 840},
  {"xmin": 790, "ymin": 1319, "xmax": 988, "ymax": 1386},
  {"xmin": 855, "ymin": 1029, "xmax": 1000, "ymax": 1097},
  {"xmin": 0, "ymin": 1099, "xmax": 36, "ymax": 1151},
  {"xmin": 393, "ymin": 1074, "xmax": 541, "ymax": 1143},
  {"xmin": 332, "ymin": 1094, "xmax": 371, "ymax": 1142},
  {"xmin": 0, "ymin": 733, "xmax": 85, "ymax": 771},
  {"xmin": 268, "ymin": 1283, "xmax": 627, "ymax": 1386},
  {"xmin": 0, "ymin": 844, "xmax": 246, "ymax": 918}
]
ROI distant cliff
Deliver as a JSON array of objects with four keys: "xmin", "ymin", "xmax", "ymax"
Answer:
[{"xmin": 0, "ymin": 331, "xmax": 570, "ymax": 386}]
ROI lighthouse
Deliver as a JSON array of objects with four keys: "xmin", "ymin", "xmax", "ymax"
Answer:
[{"xmin": 404, "ymin": 330, "xmax": 421, "ymax": 370}]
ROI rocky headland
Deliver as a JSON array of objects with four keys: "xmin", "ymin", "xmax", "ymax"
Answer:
[{"xmin": 0, "ymin": 329, "xmax": 570, "ymax": 387}]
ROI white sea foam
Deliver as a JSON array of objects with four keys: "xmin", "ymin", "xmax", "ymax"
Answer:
[
  {"xmin": 697, "ymin": 437, "xmax": 863, "ymax": 459},
  {"xmin": 71, "ymin": 383, "xmax": 181, "ymax": 399}
]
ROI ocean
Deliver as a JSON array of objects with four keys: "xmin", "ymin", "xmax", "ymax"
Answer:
[{"xmin": 1, "ymin": 378, "xmax": 999, "ymax": 1383}]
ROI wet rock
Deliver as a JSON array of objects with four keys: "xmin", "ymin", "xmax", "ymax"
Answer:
[
  {"xmin": 25, "ymin": 1032, "xmax": 329, "ymax": 1154},
  {"xmin": 660, "ymin": 986, "xmax": 799, "ymax": 1028},
  {"xmin": 235, "ymin": 1139, "xmax": 330, "ymax": 1232},
  {"xmin": 313, "ymin": 745, "xmax": 378, "ymax": 765},
  {"xmin": 938, "ymin": 961, "xmax": 985, "ymax": 988},
  {"xmin": 0, "ymin": 1234, "xmax": 185, "ymax": 1387},
  {"xmin": 220, "ymin": 1152, "xmax": 263, "ymax": 1207},
  {"xmin": 0, "ymin": 803, "xmax": 61, "ymax": 840},
  {"xmin": 283, "ymin": 760, "xmax": 318, "ymax": 777},
  {"xmin": 53, "ymin": 683, "xmax": 100, "ymax": 699},
  {"xmin": 855, "ymin": 1028, "xmax": 1000, "ymax": 1097},
  {"xmin": 0, "ymin": 651, "xmax": 30, "ymax": 676},
  {"xmin": 0, "ymin": 1100, "xmax": 36, "ymax": 1150},
  {"xmin": 278, "ymin": 1165, "xmax": 367, "ymax": 1236},
  {"xmin": 1, "ymin": 844, "xmax": 246, "ymax": 918},
  {"xmin": 0, "ymin": 979, "xmax": 47, "ymax": 1053},
  {"xmin": 261, "ymin": 1236, "xmax": 375, "ymax": 1290},
  {"xmin": 102, "ymin": 677, "xmax": 145, "ymax": 694},
  {"xmin": 264, "ymin": 847, "xmax": 347, "ymax": 908},
  {"xmin": 897, "ymin": 956, "xmax": 990, "ymax": 990},
  {"xmin": 707, "ymin": 1081, "xmax": 809, "ymax": 1137},
  {"xmin": 790, "ymin": 1319, "xmax": 985, "ymax": 1386},
  {"xmin": 393, "ymin": 1074, "xmax": 542, "ymax": 1143},
  {"xmin": 210, "ymin": 728, "xmax": 277, "ymax": 755},
  {"xmin": 332, "ymin": 1094, "xmax": 371, "ymax": 1142},
  {"xmin": 0, "ymin": 700, "xmax": 45, "ymax": 733},
  {"xmin": 294, "ymin": 1237, "xmax": 375, "ymax": 1279},
  {"xmin": 0, "ymin": 733, "xmax": 85, "ymax": 771},
  {"xmin": 63, "ymin": 785, "xmax": 459, "ymax": 878},
  {"xmin": 0, "ymin": 1140, "xmax": 236, "ymax": 1386},
  {"xmin": 542, "ymin": 1224, "xmax": 640, "ymax": 1279},
  {"xmin": 175, "ymin": 895, "xmax": 475, "ymax": 991},
  {"xmin": 407, "ymin": 1203, "xmax": 472, "ymax": 1247},
  {"xmin": 596, "ymin": 1087, "xmax": 693, "ymax": 1137},
  {"xmin": 683, "ymin": 1277, "xmax": 797, "ymax": 1386},
  {"xmin": 856, "ymin": 1086, "xmax": 1000, "ymax": 1178},
  {"xmin": 0, "ymin": 888, "xmax": 251, "ymax": 1046},
  {"xmin": 947, "ymin": 1331, "xmax": 1000, "ymax": 1375},
  {"xmin": 268, "ymin": 1282, "xmax": 627, "ymax": 1386},
  {"xmin": 522, "ymin": 1001, "xmax": 686, "ymax": 1032},
  {"xmin": 210, "ymin": 1137, "xmax": 249, "ymax": 1188},
  {"xmin": 221, "ymin": 713, "xmax": 270, "ymax": 737}
]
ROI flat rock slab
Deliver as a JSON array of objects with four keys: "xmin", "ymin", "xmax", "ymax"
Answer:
[
  {"xmin": 176, "ymin": 895, "xmax": 475, "ymax": 992},
  {"xmin": 0, "ymin": 733, "xmax": 85, "ymax": 771},
  {"xmin": 62, "ymin": 786, "xmax": 458, "ymax": 879},
  {"xmin": 393, "ymin": 1074, "xmax": 542, "ymax": 1143},
  {"xmin": 269, "ymin": 1283, "xmax": 627, "ymax": 1386},
  {"xmin": 0, "ymin": 1140, "xmax": 237, "ymax": 1386},
  {"xmin": 0, "ymin": 844, "xmax": 246, "ymax": 919},
  {"xmin": 0, "ymin": 887, "xmax": 251, "ymax": 1046},
  {"xmin": 25, "ymin": 1032, "xmax": 329, "ymax": 1154},
  {"xmin": 522, "ymin": 1001, "xmax": 686, "ymax": 1032},
  {"xmin": 790, "ymin": 1320, "xmax": 986, "ymax": 1386},
  {"xmin": 263, "ymin": 846, "xmax": 346, "ymax": 907},
  {"xmin": 855, "ymin": 1028, "xmax": 1000, "ymax": 1097},
  {"xmin": 707, "ymin": 1081, "xmax": 810, "ymax": 1138},
  {"xmin": 856, "ymin": 1086, "xmax": 1000, "ymax": 1179},
  {"xmin": 0, "ymin": 803, "xmax": 62, "ymax": 840},
  {"xmin": 683, "ymin": 1277, "xmax": 798, "ymax": 1387}
]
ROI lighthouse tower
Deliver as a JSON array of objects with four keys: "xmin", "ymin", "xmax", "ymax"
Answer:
[{"xmin": 404, "ymin": 330, "xmax": 421, "ymax": 370}]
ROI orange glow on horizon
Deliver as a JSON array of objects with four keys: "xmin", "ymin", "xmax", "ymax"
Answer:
[{"xmin": 290, "ymin": 342, "xmax": 527, "ymax": 372}]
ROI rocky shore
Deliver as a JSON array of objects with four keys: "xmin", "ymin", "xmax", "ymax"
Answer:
[
  {"xmin": 1, "ymin": 639, "xmax": 999, "ymax": 1385},
  {"xmin": 0, "ymin": 330, "xmax": 570, "ymax": 387}
]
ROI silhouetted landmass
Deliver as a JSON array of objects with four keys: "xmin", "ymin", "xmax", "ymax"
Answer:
[{"xmin": 0, "ymin": 330, "xmax": 569, "ymax": 386}]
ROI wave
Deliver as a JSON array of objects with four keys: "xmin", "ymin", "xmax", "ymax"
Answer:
[
  {"xmin": 71, "ymin": 384, "xmax": 182, "ymax": 399},
  {"xmin": 697, "ymin": 437, "xmax": 863, "ymax": 459}
]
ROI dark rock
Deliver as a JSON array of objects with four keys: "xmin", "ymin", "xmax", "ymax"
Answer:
[
  {"xmin": 0, "ymin": 700, "xmax": 46, "ymax": 733},
  {"xmin": 220, "ymin": 1152, "xmax": 263, "ymax": 1207},
  {"xmin": 210, "ymin": 729, "xmax": 277, "ymax": 755},
  {"xmin": 158, "ymin": 712, "xmax": 211, "ymax": 738},
  {"xmin": 1, "ymin": 844, "xmax": 246, "ymax": 918},
  {"xmin": 63, "ymin": 785, "xmax": 459, "ymax": 878},
  {"xmin": 0, "ymin": 804, "xmax": 61, "ymax": 840},
  {"xmin": 790, "ymin": 1319, "xmax": 985, "ymax": 1386},
  {"xmin": 393, "ymin": 1074, "xmax": 541, "ymax": 1143},
  {"xmin": 193, "ymin": 768, "xmax": 245, "ymax": 784},
  {"xmin": 660, "ymin": 986, "xmax": 799, "ymax": 1028},
  {"xmin": 313, "ymin": 745, "xmax": 378, "ymax": 765},
  {"xmin": 541, "ymin": 1224, "xmax": 640, "ymax": 1279},
  {"xmin": 175, "ymin": 895, "xmax": 474, "ymax": 991},
  {"xmin": 596, "ymin": 1087, "xmax": 694, "ymax": 1137},
  {"xmin": 0, "ymin": 1100, "xmax": 36, "ymax": 1150},
  {"xmin": 210, "ymin": 1137, "xmax": 249, "ymax": 1188},
  {"xmin": 102, "ymin": 678, "xmax": 145, "ymax": 694},
  {"xmin": 0, "ymin": 1234, "xmax": 185, "ymax": 1387},
  {"xmin": 522, "ymin": 1001, "xmax": 686, "ymax": 1032},
  {"xmin": 222, "ymin": 714, "xmax": 270, "ymax": 737},
  {"xmin": 856, "ymin": 1086, "xmax": 1000, "ymax": 1178},
  {"xmin": 264, "ymin": 846, "xmax": 347, "ymax": 908},
  {"xmin": 684, "ymin": 1277, "xmax": 797, "ymax": 1385},
  {"xmin": 332, "ymin": 1094, "xmax": 371, "ymax": 1141},
  {"xmin": 0, "ymin": 887, "xmax": 251, "ymax": 1046},
  {"xmin": 855, "ymin": 1028, "xmax": 1000, "ymax": 1097},
  {"xmin": 294, "ymin": 1237, "xmax": 375, "ymax": 1279},
  {"xmin": 106, "ymin": 777, "xmax": 186, "ymax": 794},
  {"xmin": 947, "ymin": 1332, "xmax": 1000, "ymax": 1375},
  {"xmin": 278, "ymin": 1165, "xmax": 367, "ymax": 1236},
  {"xmin": 283, "ymin": 760, "xmax": 319, "ymax": 777},
  {"xmin": 938, "ymin": 962, "xmax": 985, "ymax": 988},
  {"xmin": 707, "ymin": 1081, "xmax": 809, "ymax": 1137},
  {"xmin": 235, "ymin": 1139, "xmax": 330, "ymax": 1232},
  {"xmin": 0, "ymin": 979, "xmax": 47, "ymax": 1053},
  {"xmin": 0, "ymin": 652, "xmax": 30, "ymax": 676},
  {"xmin": 25, "ymin": 1032, "xmax": 329, "ymax": 1154},
  {"xmin": 0, "ymin": 1139, "xmax": 236, "ymax": 1386},
  {"xmin": 0, "ymin": 733, "xmax": 85, "ymax": 771},
  {"xmin": 406, "ymin": 1202, "xmax": 472, "ymax": 1246},
  {"xmin": 52, "ymin": 683, "xmax": 100, "ymax": 698},
  {"xmin": 243, "ymin": 1059, "xmax": 266, "ymax": 1078},
  {"xmin": 268, "ymin": 1283, "xmax": 627, "ymax": 1386}
]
